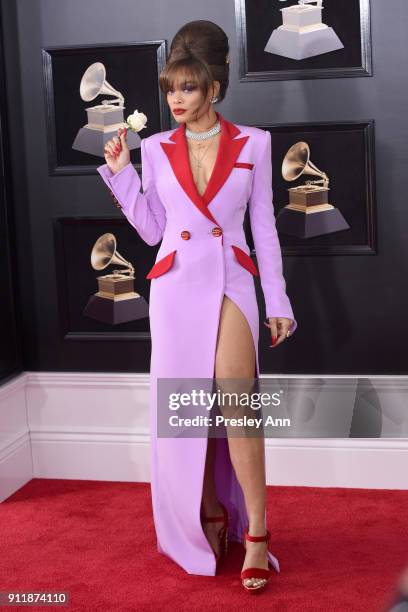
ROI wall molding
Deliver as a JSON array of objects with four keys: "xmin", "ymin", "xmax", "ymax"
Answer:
[{"xmin": 1, "ymin": 372, "xmax": 407, "ymax": 502}]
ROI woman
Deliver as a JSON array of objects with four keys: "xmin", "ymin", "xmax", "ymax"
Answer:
[{"xmin": 98, "ymin": 20, "xmax": 297, "ymax": 593}]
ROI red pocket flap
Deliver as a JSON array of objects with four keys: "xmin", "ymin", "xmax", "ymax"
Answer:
[
  {"xmin": 234, "ymin": 162, "xmax": 254, "ymax": 170},
  {"xmin": 231, "ymin": 245, "xmax": 259, "ymax": 276},
  {"xmin": 146, "ymin": 250, "xmax": 177, "ymax": 279}
]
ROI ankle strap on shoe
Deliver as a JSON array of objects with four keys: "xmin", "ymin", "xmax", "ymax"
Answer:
[
  {"xmin": 201, "ymin": 502, "xmax": 229, "ymax": 525},
  {"xmin": 243, "ymin": 528, "xmax": 270, "ymax": 543}
]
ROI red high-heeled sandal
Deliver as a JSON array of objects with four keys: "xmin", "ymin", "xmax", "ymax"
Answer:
[
  {"xmin": 200, "ymin": 502, "xmax": 229, "ymax": 562},
  {"xmin": 241, "ymin": 529, "xmax": 273, "ymax": 593}
]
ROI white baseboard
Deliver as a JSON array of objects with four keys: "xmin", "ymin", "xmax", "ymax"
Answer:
[
  {"xmin": 0, "ymin": 373, "xmax": 33, "ymax": 500},
  {"xmin": 1, "ymin": 372, "xmax": 407, "ymax": 502},
  {"xmin": 265, "ymin": 438, "xmax": 408, "ymax": 489}
]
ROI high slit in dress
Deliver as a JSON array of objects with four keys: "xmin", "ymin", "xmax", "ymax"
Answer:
[{"xmin": 97, "ymin": 110, "xmax": 297, "ymax": 576}]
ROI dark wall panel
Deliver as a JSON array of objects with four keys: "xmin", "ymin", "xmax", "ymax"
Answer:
[
  {"xmin": 1, "ymin": 0, "xmax": 407, "ymax": 375},
  {"xmin": 0, "ymin": 6, "xmax": 23, "ymax": 384}
]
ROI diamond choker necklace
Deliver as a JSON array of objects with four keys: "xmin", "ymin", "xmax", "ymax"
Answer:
[{"xmin": 185, "ymin": 120, "xmax": 221, "ymax": 141}]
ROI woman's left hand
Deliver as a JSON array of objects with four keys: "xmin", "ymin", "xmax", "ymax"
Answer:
[{"xmin": 264, "ymin": 317, "xmax": 293, "ymax": 348}]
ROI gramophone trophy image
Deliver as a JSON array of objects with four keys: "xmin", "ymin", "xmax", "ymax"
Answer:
[
  {"xmin": 265, "ymin": 0, "xmax": 344, "ymax": 60},
  {"xmin": 72, "ymin": 62, "xmax": 141, "ymax": 157},
  {"xmin": 275, "ymin": 141, "xmax": 350, "ymax": 239},
  {"xmin": 83, "ymin": 233, "xmax": 149, "ymax": 324}
]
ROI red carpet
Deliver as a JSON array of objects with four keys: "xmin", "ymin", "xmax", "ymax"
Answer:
[{"xmin": 1, "ymin": 480, "xmax": 407, "ymax": 611}]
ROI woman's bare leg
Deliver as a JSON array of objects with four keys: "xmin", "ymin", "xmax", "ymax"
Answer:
[
  {"xmin": 201, "ymin": 295, "xmax": 269, "ymax": 580},
  {"xmin": 214, "ymin": 295, "xmax": 269, "ymax": 585}
]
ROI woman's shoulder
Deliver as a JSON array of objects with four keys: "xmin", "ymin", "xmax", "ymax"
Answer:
[
  {"xmin": 142, "ymin": 128, "xmax": 176, "ymax": 147},
  {"xmin": 234, "ymin": 122, "xmax": 270, "ymax": 142}
]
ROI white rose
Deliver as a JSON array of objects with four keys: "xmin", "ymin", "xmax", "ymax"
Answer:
[{"xmin": 126, "ymin": 110, "xmax": 148, "ymax": 132}]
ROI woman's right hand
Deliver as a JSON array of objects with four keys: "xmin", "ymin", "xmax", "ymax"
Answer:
[{"xmin": 103, "ymin": 127, "xmax": 130, "ymax": 174}]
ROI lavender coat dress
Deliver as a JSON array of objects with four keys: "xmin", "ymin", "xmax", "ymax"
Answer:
[{"xmin": 97, "ymin": 111, "xmax": 297, "ymax": 576}]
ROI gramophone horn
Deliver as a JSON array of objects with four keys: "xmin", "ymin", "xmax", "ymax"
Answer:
[
  {"xmin": 91, "ymin": 233, "xmax": 133, "ymax": 273},
  {"xmin": 79, "ymin": 62, "xmax": 124, "ymax": 106},
  {"xmin": 282, "ymin": 141, "xmax": 326, "ymax": 182}
]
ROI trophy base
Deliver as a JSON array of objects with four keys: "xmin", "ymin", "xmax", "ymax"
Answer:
[
  {"xmin": 276, "ymin": 206, "xmax": 350, "ymax": 239},
  {"xmin": 72, "ymin": 126, "xmax": 141, "ymax": 158},
  {"xmin": 83, "ymin": 294, "xmax": 149, "ymax": 324},
  {"xmin": 264, "ymin": 25, "xmax": 344, "ymax": 60}
]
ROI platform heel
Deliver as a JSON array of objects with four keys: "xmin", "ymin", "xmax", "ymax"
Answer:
[{"xmin": 241, "ymin": 529, "xmax": 273, "ymax": 593}]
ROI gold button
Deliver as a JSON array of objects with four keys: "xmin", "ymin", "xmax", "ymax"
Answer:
[
  {"xmin": 211, "ymin": 226, "xmax": 223, "ymax": 237},
  {"xmin": 181, "ymin": 230, "xmax": 191, "ymax": 240}
]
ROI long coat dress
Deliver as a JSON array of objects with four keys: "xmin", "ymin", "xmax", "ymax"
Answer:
[{"xmin": 97, "ymin": 110, "xmax": 297, "ymax": 577}]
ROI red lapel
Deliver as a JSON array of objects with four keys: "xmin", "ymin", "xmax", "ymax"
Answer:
[{"xmin": 160, "ymin": 111, "xmax": 249, "ymax": 225}]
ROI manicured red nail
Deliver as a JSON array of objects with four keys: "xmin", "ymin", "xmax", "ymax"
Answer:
[{"xmin": 272, "ymin": 336, "xmax": 277, "ymax": 345}]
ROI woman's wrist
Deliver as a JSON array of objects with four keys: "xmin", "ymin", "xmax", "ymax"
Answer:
[{"xmin": 112, "ymin": 160, "xmax": 131, "ymax": 175}]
